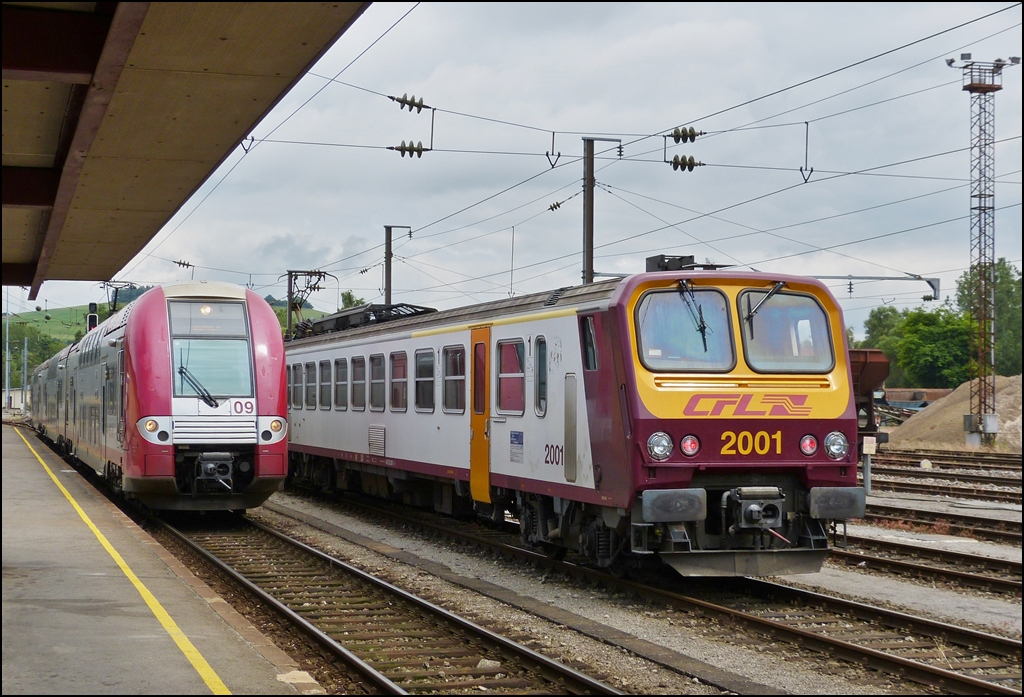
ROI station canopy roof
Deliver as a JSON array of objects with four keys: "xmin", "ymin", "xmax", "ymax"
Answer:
[{"xmin": 2, "ymin": 1, "xmax": 369, "ymax": 298}]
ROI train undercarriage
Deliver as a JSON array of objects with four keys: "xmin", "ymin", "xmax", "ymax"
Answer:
[{"xmin": 289, "ymin": 453, "xmax": 860, "ymax": 576}]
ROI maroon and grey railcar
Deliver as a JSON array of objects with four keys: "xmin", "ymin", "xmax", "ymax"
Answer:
[{"xmin": 286, "ymin": 270, "xmax": 866, "ymax": 576}]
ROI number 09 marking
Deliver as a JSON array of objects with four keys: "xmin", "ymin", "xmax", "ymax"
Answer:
[
  {"xmin": 721, "ymin": 430, "xmax": 782, "ymax": 455},
  {"xmin": 232, "ymin": 399, "xmax": 255, "ymax": 415}
]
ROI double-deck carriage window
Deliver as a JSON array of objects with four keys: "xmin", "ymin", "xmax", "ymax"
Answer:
[
  {"xmin": 351, "ymin": 356, "xmax": 366, "ymax": 410},
  {"xmin": 304, "ymin": 362, "xmax": 317, "ymax": 408},
  {"xmin": 369, "ymin": 354, "xmax": 385, "ymax": 411},
  {"xmin": 636, "ymin": 289, "xmax": 734, "ymax": 372},
  {"xmin": 443, "ymin": 346, "xmax": 465, "ymax": 413},
  {"xmin": 390, "ymin": 352, "xmax": 408, "ymax": 411},
  {"xmin": 334, "ymin": 358, "xmax": 348, "ymax": 410},
  {"xmin": 535, "ymin": 336, "xmax": 547, "ymax": 416},
  {"xmin": 292, "ymin": 364, "xmax": 303, "ymax": 409},
  {"xmin": 319, "ymin": 360, "xmax": 332, "ymax": 409},
  {"xmin": 286, "ymin": 365, "xmax": 292, "ymax": 408},
  {"xmin": 415, "ymin": 349, "xmax": 435, "ymax": 412},
  {"xmin": 497, "ymin": 340, "xmax": 525, "ymax": 414},
  {"xmin": 739, "ymin": 290, "xmax": 834, "ymax": 373}
]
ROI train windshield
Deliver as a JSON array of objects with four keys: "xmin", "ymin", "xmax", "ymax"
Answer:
[
  {"xmin": 168, "ymin": 301, "xmax": 253, "ymax": 398},
  {"xmin": 635, "ymin": 289, "xmax": 734, "ymax": 371},
  {"xmin": 739, "ymin": 290, "xmax": 834, "ymax": 373}
]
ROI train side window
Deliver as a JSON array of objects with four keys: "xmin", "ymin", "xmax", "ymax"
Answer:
[
  {"xmin": 535, "ymin": 336, "xmax": 547, "ymax": 417},
  {"xmin": 415, "ymin": 349, "xmax": 435, "ymax": 412},
  {"xmin": 334, "ymin": 358, "xmax": 348, "ymax": 411},
  {"xmin": 369, "ymin": 354, "xmax": 385, "ymax": 411},
  {"xmin": 305, "ymin": 362, "xmax": 317, "ymax": 409},
  {"xmin": 292, "ymin": 364, "xmax": 303, "ymax": 409},
  {"xmin": 443, "ymin": 346, "xmax": 465, "ymax": 413},
  {"xmin": 496, "ymin": 339, "xmax": 525, "ymax": 415},
  {"xmin": 581, "ymin": 315, "xmax": 598, "ymax": 371},
  {"xmin": 319, "ymin": 360, "xmax": 332, "ymax": 410},
  {"xmin": 351, "ymin": 357, "xmax": 366, "ymax": 410},
  {"xmin": 390, "ymin": 352, "xmax": 408, "ymax": 412}
]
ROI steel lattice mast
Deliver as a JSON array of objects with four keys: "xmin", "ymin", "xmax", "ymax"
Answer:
[{"xmin": 951, "ymin": 54, "xmax": 1019, "ymax": 446}]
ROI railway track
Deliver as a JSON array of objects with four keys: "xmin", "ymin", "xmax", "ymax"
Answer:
[
  {"xmin": 863, "ymin": 478, "xmax": 1022, "ymax": 505},
  {"xmin": 829, "ymin": 533, "xmax": 1022, "ymax": 594},
  {"xmin": 160, "ymin": 516, "xmax": 619, "ymax": 695},
  {"xmin": 864, "ymin": 503, "xmax": 1023, "ymax": 545},
  {"xmin": 877, "ymin": 449, "xmax": 1023, "ymax": 470},
  {"xmin": 267, "ymin": 492, "xmax": 1023, "ymax": 695}
]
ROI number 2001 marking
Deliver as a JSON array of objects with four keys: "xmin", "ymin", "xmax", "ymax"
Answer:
[{"xmin": 721, "ymin": 430, "xmax": 782, "ymax": 455}]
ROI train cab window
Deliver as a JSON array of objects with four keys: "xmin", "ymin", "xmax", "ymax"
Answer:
[
  {"xmin": 370, "ymin": 354, "xmax": 385, "ymax": 411},
  {"xmin": 535, "ymin": 336, "xmax": 547, "ymax": 416},
  {"xmin": 351, "ymin": 357, "xmax": 366, "ymax": 410},
  {"xmin": 443, "ymin": 346, "xmax": 465, "ymax": 413},
  {"xmin": 319, "ymin": 360, "xmax": 332, "ymax": 410},
  {"xmin": 496, "ymin": 340, "xmax": 526, "ymax": 414},
  {"xmin": 169, "ymin": 300, "xmax": 253, "ymax": 399},
  {"xmin": 305, "ymin": 362, "xmax": 317, "ymax": 408},
  {"xmin": 636, "ymin": 289, "xmax": 734, "ymax": 372},
  {"xmin": 390, "ymin": 352, "xmax": 408, "ymax": 412},
  {"xmin": 168, "ymin": 301, "xmax": 247, "ymax": 336},
  {"xmin": 580, "ymin": 316, "xmax": 598, "ymax": 371},
  {"xmin": 334, "ymin": 358, "xmax": 348, "ymax": 410},
  {"xmin": 292, "ymin": 364, "xmax": 303, "ymax": 409},
  {"xmin": 415, "ymin": 349, "xmax": 435, "ymax": 412},
  {"xmin": 739, "ymin": 290, "xmax": 834, "ymax": 373}
]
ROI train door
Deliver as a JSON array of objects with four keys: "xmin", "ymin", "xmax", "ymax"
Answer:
[
  {"xmin": 116, "ymin": 350, "xmax": 125, "ymax": 447},
  {"xmin": 470, "ymin": 326, "xmax": 491, "ymax": 503},
  {"xmin": 101, "ymin": 362, "xmax": 108, "ymax": 461}
]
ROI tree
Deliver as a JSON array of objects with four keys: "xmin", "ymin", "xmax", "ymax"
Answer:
[
  {"xmin": 955, "ymin": 258, "xmax": 1022, "ymax": 376},
  {"xmin": 894, "ymin": 306, "xmax": 971, "ymax": 388},
  {"xmin": 1, "ymin": 319, "xmax": 68, "ymax": 391},
  {"xmin": 340, "ymin": 290, "xmax": 365, "ymax": 309},
  {"xmin": 860, "ymin": 305, "xmax": 910, "ymax": 386},
  {"xmin": 860, "ymin": 305, "xmax": 902, "ymax": 349}
]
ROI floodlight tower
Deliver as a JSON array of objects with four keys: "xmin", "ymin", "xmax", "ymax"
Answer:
[{"xmin": 947, "ymin": 54, "xmax": 1020, "ymax": 446}]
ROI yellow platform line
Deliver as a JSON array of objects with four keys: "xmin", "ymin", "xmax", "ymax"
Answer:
[{"xmin": 14, "ymin": 427, "xmax": 231, "ymax": 695}]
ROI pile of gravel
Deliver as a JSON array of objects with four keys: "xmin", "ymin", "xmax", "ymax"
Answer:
[{"xmin": 887, "ymin": 374, "xmax": 1022, "ymax": 453}]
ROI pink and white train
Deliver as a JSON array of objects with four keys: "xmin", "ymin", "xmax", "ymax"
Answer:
[{"xmin": 31, "ymin": 281, "xmax": 288, "ymax": 510}]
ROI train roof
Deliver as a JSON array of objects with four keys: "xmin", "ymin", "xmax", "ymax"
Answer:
[
  {"xmin": 288, "ymin": 278, "xmax": 622, "ymax": 347},
  {"xmin": 286, "ymin": 269, "xmax": 839, "ymax": 349}
]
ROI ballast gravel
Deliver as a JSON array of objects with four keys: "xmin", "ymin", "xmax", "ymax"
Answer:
[{"xmin": 256, "ymin": 492, "xmax": 908, "ymax": 695}]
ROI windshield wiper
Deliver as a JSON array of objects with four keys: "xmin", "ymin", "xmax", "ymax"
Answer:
[
  {"xmin": 678, "ymin": 280, "xmax": 709, "ymax": 352},
  {"xmin": 178, "ymin": 365, "xmax": 219, "ymax": 408},
  {"xmin": 744, "ymin": 281, "xmax": 785, "ymax": 338}
]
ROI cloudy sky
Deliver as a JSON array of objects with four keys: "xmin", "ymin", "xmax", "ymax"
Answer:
[{"xmin": 9, "ymin": 2, "xmax": 1023, "ymax": 340}]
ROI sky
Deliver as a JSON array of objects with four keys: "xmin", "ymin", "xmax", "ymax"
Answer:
[{"xmin": 6, "ymin": 2, "xmax": 1022, "ymax": 341}]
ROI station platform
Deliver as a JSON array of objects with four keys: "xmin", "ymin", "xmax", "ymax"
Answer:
[{"xmin": 1, "ymin": 422, "xmax": 321, "ymax": 695}]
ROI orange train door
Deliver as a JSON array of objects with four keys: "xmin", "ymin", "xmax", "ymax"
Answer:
[{"xmin": 470, "ymin": 326, "xmax": 491, "ymax": 503}]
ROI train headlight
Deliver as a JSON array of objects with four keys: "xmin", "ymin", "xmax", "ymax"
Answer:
[
  {"xmin": 647, "ymin": 432, "xmax": 673, "ymax": 461},
  {"xmin": 145, "ymin": 419, "xmax": 159, "ymax": 432},
  {"xmin": 824, "ymin": 431, "xmax": 849, "ymax": 460},
  {"xmin": 270, "ymin": 419, "xmax": 283, "ymax": 432},
  {"xmin": 680, "ymin": 434, "xmax": 700, "ymax": 457},
  {"xmin": 799, "ymin": 434, "xmax": 818, "ymax": 456}
]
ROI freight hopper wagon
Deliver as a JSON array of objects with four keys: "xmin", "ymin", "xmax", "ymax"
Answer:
[
  {"xmin": 285, "ymin": 271, "xmax": 864, "ymax": 576},
  {"xmin": 31, "ymin": 282, "xmax": 289, "ymax": 511}
]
